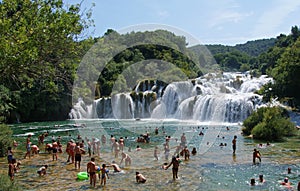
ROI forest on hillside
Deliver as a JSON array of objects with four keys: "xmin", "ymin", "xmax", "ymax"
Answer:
[{"xmin": 1, "ymin": 0, "xmax": 300, "ymax": 123}]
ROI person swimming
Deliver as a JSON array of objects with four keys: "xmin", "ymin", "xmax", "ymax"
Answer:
[{"xmin": 136, "ymin": 171, "xmax": 146, "ymax": 183}]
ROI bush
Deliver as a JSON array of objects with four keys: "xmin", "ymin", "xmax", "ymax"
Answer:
[
  {"xmin": 0, "ymin": 124, "xmax": 13, "ymax": 157},
  {"xmin": 242, "ymin": 106, "xmax": 297, "ymax": 141}
]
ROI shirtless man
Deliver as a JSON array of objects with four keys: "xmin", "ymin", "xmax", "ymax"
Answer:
[
  {"xmin": 69, "ymin": 140, "xmax": 76, "ymax": 163},
  {"xmin": 113, "ymin": 140, "xmax": 120, "ymax": 158},
  {"xmin": 165, "ymin": 155, "xmax": 181, "ymax": 180},
  {"xmin": 120, "ymin": 152, "xmax": 131, "ymax": 166},
  {"xmin": 136, "ymin": 171, "xmax": 146, "ymax": 183},
  {"xmin": 87, "ymin": 158, "xmax": 96, "ymax": 187},
  {"xmin": 75, "ymin": 142, "xmax": 85, "ymax": 169},
  {"xmin": 119, "ymin": 137, "xmax": 125, "ymax": 151},
  {"xmin": 110, "ymin": 135, "xmax": 116, "ymax": 152},
  {"xmin": 52, "ymin": 140, "xmax": 58, "ymax": 161}
]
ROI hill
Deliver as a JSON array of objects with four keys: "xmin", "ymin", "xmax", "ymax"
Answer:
[
  {"xmin": 190, "ymin": 38, "xmax": 275, "ymax": 57},
  {"xmin": 189, "ymin": 38, "xmax": 276, "ymax": 72}
]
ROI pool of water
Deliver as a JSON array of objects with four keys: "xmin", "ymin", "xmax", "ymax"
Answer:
[{"xmin": 2, "ymin": 119, "xmax": 300, "ymax": 191}]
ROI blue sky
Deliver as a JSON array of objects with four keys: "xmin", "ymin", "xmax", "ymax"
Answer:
[{"xmin": 66, "ymin": 0, "xmax": 300, "ymax": 45}]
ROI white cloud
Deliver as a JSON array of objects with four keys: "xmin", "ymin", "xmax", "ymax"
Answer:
[
  {"xmin": 252, "ymin": 0, "xmax": 300, "ymax": 37},
  {"xmin": 157, "ymin": 10, "xmax": 170, "ymax": 19},
  {"xmin": 209, "ymin": 11, "xmax": 252, "ymax": 28}
]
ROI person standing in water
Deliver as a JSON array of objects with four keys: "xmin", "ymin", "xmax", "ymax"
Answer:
[
  {"xmin": 154, "ymin": 146, "xmax": 159, "ymax": 160},
  {"xmin": 74, "ymin": 142, "xmax": 85, "ymax": 169},
  {"xmin": 232, "ymin": 135, "xmax": 237, "ymax": 154},
  {"xmin": 7, "ymin": 147, "xmax": 14, "ymax": 163},
  {"xmin": 24, "ymin": 134, "xmax": 32, "ymax": 159},
  {"xmin": 100, "ymin": 164, "xmax": 109, "ymax": 186},
  {"xmin": 120, "ymin": 152, "xmax": 131, "ymax": 166},
  {"xmin": 165, "ymin": 155, "xmax": 181, "ymax": 181},
  {"xmin": 87, "ymin": 157, "xmax": 97, "ymax": 187},
  {"xmin": 253, "ymin": 149, "xmax": 261, "ymax": 164},
  {"xmin": 8, "ymin": 159, "xmax": 15, "ymax": 181}
]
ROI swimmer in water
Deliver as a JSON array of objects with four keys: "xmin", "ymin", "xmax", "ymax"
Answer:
[
  {"xmin": 258, "ymin": 174, "xmax": 265, "ymax": 183},
  {"xmin": 250, "ymin": 178, "xmax": 256, "ymax": 186},
  {"xmin": 107, "ymin": 161, "xmax": 121, "ymax": 172},
  {"xmin": 281, "ymin": 177, "xmax": 292, "ymax": 189},
  {"xmin": 136, "ymin": 172, "xmax": 146, "ymax": 183}
]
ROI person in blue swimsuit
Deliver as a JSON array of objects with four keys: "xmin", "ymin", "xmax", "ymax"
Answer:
[
  {"xmin": 24, "ymin": 134, "xmax": 32, "ymax": 159},
  {"xmin": 100, "ymin": 164, "xmax": 109, "ymax": 186}
]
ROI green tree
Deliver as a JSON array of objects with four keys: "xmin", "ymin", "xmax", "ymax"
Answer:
[
  {"xmin": 0, "ymin": 0, "xmax": 93, "ymax": 122},
  {"xmin": 271, "ymin": 38, "xmax": 300, "ymax": 107},
  {"xmin": 242, "ymin": 107, "xmax": 296, "ymax": 141}
]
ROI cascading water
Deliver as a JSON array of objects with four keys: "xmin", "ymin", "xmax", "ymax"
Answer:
[{"xmin": 69, "ymin": 72, "xmax": 273, "ymax": 122}]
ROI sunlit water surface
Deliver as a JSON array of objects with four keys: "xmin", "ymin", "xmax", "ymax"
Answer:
[{"xmin": 1, "ymin": 119, "xmax": 300, "ymax": 191}]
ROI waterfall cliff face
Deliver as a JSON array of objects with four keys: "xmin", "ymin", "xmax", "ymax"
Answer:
[{"xmin": 69, "ymin": 72, "xmax": 273, "ymax": 122}]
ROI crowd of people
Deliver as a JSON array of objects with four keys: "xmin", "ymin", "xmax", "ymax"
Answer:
[{"xmin": 5, "ymin": 125, "xmax": 300, "ymax": 190}]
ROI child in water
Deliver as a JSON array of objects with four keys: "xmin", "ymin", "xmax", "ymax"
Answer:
[
  {"xmin": 37, "ymin": 165, "xmax": 48, "ymax": 176},
  {"xmin": 100, "ymin": 164, "xmax": 109, "ymax": 186}
]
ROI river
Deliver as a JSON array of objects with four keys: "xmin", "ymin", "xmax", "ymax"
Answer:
[{"xmin": 1, "ymin": 119, "xmax": 299, "ymax": 191}]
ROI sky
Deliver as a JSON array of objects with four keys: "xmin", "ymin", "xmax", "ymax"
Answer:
[{"xmin": 65, "ymin": 0, "xmax": 300, "ymax": 45}]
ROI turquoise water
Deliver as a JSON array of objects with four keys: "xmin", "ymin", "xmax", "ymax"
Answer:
[{"xmin": 6, "ymin": 119, "xmax": 300, "ymax": 190}]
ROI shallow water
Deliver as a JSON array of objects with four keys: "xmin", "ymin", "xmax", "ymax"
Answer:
[{"xmin": 2, "ymin": 119, "xmax": 300, "ymax": 191}]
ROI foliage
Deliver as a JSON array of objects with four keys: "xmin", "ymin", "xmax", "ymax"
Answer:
[
  {"xmin": 0, "ymin": 85, "xmax": 15, "ymax": 122},
  {"xmin": 0, "ymin": 0, "xmax": 93, "ymax": 122},
  {"xmin": 235, "ymin": 39, "xmax": 276, "ymax": 56},
  {"xmin": 242, "ymin": 107, "xmax": 296, "ymax": 141},
  {"xmin": 0, "ymin": 174, "xmax": 20, "ymax": 191},
  {"xmin": 257, "ymin": 26, "xmax": 300, "ymax": 108},
  {"xmin": 0, "ymin": 124, "xmax": 13, "ymax": 157},
  {"xmin": 191, "ymin": 38, "xmax": 275, "ymax": 72},
  {"xmin": 204, "ymin": 38, "xmax": 275, "ymax": 57},
  {"xmin": 214, "ymin": 51, "xmax": 251, "ymax": 71},
  {"xmin": 86, "ymin": 30, "xmax": 203, "ymax": 99},
  {"xmin": 270, "ymin": 38, "xmax": 300, "ymax": 107}
]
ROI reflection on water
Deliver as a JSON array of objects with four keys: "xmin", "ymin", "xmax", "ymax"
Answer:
[{"xmin": 1, "ymin": 119, "xmax": 299, "ymax": 191}]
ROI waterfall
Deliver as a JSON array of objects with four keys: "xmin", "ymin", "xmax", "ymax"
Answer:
[{"xmin": 69, "ymin": 72, "xmax": 273, "ymax": 122}]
